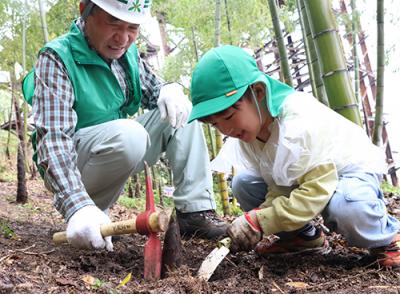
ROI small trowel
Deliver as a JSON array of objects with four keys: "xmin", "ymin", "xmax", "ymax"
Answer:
[{"xmin": 197, "ymin": 237, "xmax": 232, "ymax": 281}]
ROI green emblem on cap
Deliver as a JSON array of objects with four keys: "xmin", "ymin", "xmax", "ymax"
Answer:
[{"xmin": 129, "ymin": 0, "xmax": 142, "ymax": 12}]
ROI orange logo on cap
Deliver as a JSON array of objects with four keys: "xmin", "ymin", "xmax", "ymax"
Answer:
[{"xmin": 225, "ymin": 90, "xmax": 237, "ymax": 97}]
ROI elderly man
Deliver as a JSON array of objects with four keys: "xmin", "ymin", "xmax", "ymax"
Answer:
[{"xmin": 25, "ymin": 0, "xmax": 226, "ymax": 251}]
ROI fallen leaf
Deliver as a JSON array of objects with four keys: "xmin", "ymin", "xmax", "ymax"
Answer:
[
  {"xmin": 117, "ymin": 272, "xmax": 132, "ymax": 288},
  {"xmin": 55, "ymin": 278, "xmax": 78, "ymax": 287},
  {"xmin": 81, "ymin": 275, "xmax": 96, "ymax": 286},
  {"xmin": 286, "ymin": 281, "xmax": 309, "ymax": 288}
]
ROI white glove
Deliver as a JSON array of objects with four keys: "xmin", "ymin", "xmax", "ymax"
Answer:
[
  {"xmin": 66, "ymin": 205, "xmax": 113, "ymax": 251},
  {"xmin": 157, "ymin": 83, "xmax": 192, "ymax": 129}
]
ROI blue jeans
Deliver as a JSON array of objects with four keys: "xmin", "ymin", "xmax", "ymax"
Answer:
[{"xmin": 232, "ymin": 171, "xmax": 399, "ymax": 248}]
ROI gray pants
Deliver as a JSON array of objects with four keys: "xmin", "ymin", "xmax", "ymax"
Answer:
[
  {"xmin": 232, "ymin": 171, "xmax": 399, "ymax": 248},
  {"xmin": 74, "ymin": 109, "xmax": 216, "ymax": 213}
]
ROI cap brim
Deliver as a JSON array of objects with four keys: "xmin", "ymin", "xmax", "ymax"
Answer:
[
  {"xmin": 189, "ymin": 74, "xmax": 268, "ymax": 123},
  {"xmin": 188, "ymin": 84, "xmax": 248, "ymax": 123}
]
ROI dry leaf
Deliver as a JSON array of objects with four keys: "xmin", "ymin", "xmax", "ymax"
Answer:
[
  {"xmin": 55, "ymin": 278, "xmax": 78, "ymax": 287},
  {"xmin": 81, "ymin": 275, "xmax": 96, "ymax": 286},
  {"xmin": 286, "ymin": 281, "xmax": 309, "ymax": 288}
]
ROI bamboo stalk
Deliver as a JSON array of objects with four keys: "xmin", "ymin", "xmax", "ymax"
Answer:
[
  {"xmin": 372, "ymin": 0, "xmax": 384, "ymax": 145},
  {"xmin": 267, "ymin": 0, "xmax": 293, "ymax": 86},
  {"xmin": 297, "ymin": 0, "xmax": 329, "ymax": 105},
  {"xmin": 304, "ymin": 0, "xmax": 362, "ymax": 125}
]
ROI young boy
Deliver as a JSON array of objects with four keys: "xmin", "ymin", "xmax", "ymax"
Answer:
[{"xmin": 188, "ymin": 45, "xmax": 400, "ymax": 267}]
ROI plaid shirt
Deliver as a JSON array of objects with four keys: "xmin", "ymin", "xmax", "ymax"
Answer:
[{"xmin": 32, "ymin": 19, "xmax": 163, "ymax": 221}]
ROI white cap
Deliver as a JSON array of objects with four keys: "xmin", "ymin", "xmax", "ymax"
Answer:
[{"xmin": 91, "ymin": 0, "xmax": 151, "ymax": 24}]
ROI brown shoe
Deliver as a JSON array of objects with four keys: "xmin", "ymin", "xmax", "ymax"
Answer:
[
  {"xmin": 176, "ymin": 210, "xmax": 228, "ymax": 240},
  {"xmin": 372, "ymin": 234, "xmax": 400, "ymax": 268},
  {"xmin": 255, "ymin": 227, "xmax": 331, "ymax": 256}
]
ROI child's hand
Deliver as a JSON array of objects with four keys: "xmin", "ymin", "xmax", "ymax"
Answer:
[{"xmin": 227, "ymin": 210, "xmax": 262, "ymax": 252}]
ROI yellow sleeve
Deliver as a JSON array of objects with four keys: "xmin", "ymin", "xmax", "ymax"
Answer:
[{"xmin": 256, "ymin": 162, "xmax": 338, "ymax": 235}]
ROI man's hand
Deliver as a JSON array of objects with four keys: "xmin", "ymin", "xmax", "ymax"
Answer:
[
  {"xmin": 227, "ymin": 210, "xmax": 262, "ymax": 252},
  {"xmin": 66, "ymin": 205, "xmax": 113, "ymax": 251},
  {"xmin": 157, "ymin": 83, "xmax": 192, "ymax": 129}
]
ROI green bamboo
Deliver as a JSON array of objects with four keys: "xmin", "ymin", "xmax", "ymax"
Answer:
[
  {"xmin": 205, "ymin": 124, "xmax": 217, "ymax": 159},
  {"xmin": 372, "ymin": 0, "xmax": 384, "ymax": 145},
  {"xmin": 297, "ymin": 0, "xmax": 329, "ymax": 105},
  {"xmin": 268, "ymin": 0, "xmax": 293, "ymax": 86},
  {"xmin": 214, "ymin": 0, "xmax": 230, "ymax": 216},
  {"xmin": 304, "ymin": 0, "xmax": 362, "ymax": 126},
  {"xmin": 223, "ymin": 0, "xmax": 233, "ymax": 45},
  {"xmin": 215, "ymin": 0, "xmax": 221, "ymax": 47},
  {"xmin": 296, "ymin": 0, "xmax": 316, "ymax": 94},
  {"xmin": 38, "ymin": 0, "xmax": 49, "ymax": 43},
  {"xmin": 192, "ymin": 27, "xmax": 216, "ymax": 160},
  {"xmin": 215, "ymin": 133, "xmax": 229, "ymax": 215},
  {"xmin": 351, "ymin": 0, "xmax": 360, "ymax": 103}
]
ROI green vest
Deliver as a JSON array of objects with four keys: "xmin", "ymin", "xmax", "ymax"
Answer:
[{"xmin": 22, "ymin": 21, "xmax": 142, "ymax": 175}]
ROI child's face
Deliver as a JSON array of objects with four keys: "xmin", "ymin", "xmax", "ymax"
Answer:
[{"xmin": 200, "ymin": 91, "xmax": 265, "ymax": 143}]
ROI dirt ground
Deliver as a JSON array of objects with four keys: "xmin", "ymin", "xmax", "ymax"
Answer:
[{"xmin": 0, "ymin": 175, "xmax": 400, "ymax": 294}]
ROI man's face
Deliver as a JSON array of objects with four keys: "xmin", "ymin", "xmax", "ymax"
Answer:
[{"xmin": 85, "ymin": 8, "xmax": 140, "ymax": 61}]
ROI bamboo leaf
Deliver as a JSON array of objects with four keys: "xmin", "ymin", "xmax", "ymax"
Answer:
[{"xmin": 117, "ymin": 272, "xmax": 132, "ymax": 288}]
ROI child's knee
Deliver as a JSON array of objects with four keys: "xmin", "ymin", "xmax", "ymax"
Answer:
[
  {"xmin": 325, "ymin": 194, "xmax": 389, "ymax": 247},
  {"xmin": 231, "ymin": 173, "xmax": 267, "ymax": 211}
]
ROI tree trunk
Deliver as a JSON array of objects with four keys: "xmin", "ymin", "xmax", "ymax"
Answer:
[
  {"xmin": 134, "ymin": 174, "xmax": 141, "ymax": 198},
  {"xmin": 191, "ymin": 27, "xmax": 199, "ymax": 63},
  {"xmin": 127, "ymin": 176, "xmax": 134, "ymax": 198},
  {"xmin": 38, "ymin": 0, "xmax": 49, "ymax": 43},
  {"xmin": 223, "ymin": 0, "xmax": 233, "ymax": 44},
  {"xmin": 156, "ymin": 12, "xmax": 171, "ymax": 56},
  {"xmin": 304, "ymin": 0, "xmax": 362, "ymax": 126},
  {"xmin": 22, "ymin": 0, "xmax": 30, "ymax": 176},
  {"xmin": 12, "ymin": 78, "xmax": 28, "ymax": 204},
  {"xmin": 268, "ymin": 0, "xmax": 293, "ymax": 86}
]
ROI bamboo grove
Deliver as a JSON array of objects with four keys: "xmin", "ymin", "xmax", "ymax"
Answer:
[{"xmin": 0, "ymin": 0, "xmax": 397, "ymax": 215}]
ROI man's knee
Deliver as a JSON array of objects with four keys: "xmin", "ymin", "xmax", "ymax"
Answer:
[{"xmin": 113, "ymin": 120, "xmax": 150, "ymax": 166}]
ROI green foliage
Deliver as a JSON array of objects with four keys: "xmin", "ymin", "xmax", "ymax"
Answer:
[
  {"xmin": 46, "ymin": 0, "xmax": 79, "ymax": 38},
  {"xmin": 229, "ymin": 203, "xmax": 243, "ymax": 216},
  {"xmin": 21, "ymin": 202, "xmax": 40, "ymax": 213},
  {"xmin": 0, "ymin": 127, "xmax": 18, "ymax": 182},
  {"xmin": 154, "ymin": 0, "xmax": 277, "ymax": 85},
  {"xmin": 118, "ymin": 192, "xmax": 174, "ymax": 210},
  {"xmin": 0, "ymin": 90, "xmax": 12, "ymax": 123},
  {"xmin": 0, "ymin": 0, "xmax": 78, "ymax": 76},
  {"xmin": 381, "ymin": 181, "xmax": 400, "ymax": 195},
  {"xmin": 92, "ymin": 278, "xmax": 106, "ymax": 290},
  {"xmin": 0, "ymin": 220, "xmax": 15, "ymax": 239},
  {"xmin": 118, "ymin": 195, "xmax": 145, "ymax": 210}
]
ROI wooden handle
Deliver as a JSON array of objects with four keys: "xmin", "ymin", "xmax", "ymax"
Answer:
[{"xmin": 53, "ymin": 210, "xmax": 169, "ymax": 245}]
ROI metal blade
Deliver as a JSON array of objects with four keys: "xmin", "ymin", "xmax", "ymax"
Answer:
[{"xmin": 197, "ymin": 245, "xmax": 230, "ymax": 281}]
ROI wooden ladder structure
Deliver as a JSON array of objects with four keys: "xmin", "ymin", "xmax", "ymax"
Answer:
[
  {"xmin": 340, "ymin": 0, "xmax": 398, "ymax": 186},
  {"xmin": 253, "ymin": 2, "xmax": 398, "ymax": 186}
]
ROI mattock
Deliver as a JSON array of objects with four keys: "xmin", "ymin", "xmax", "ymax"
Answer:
[
  {"xmin": 52, "ymin": 161, "xmax": 168, "ymax": 281},
  {"xmin": 135, "ymin": 161, "xmax": 162, "ymax": 281}
]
